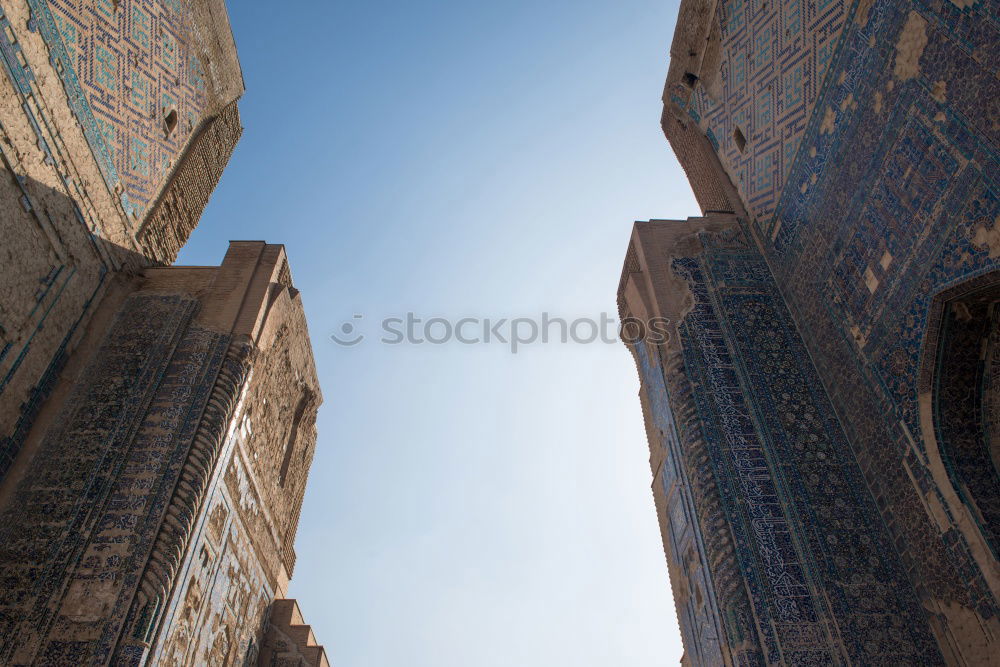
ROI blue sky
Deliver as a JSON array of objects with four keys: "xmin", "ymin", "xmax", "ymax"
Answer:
[{"xmin": 179, "ymin": 1, "xmax": 698, "ymax": 664}]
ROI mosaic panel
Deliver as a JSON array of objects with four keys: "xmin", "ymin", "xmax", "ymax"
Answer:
[
  {"xmin": 0, "ymin": 0, "xmax": 241, "ymax": 490},
  {"xmin": 655, "ymin": 0, "xmax": 1000, "ymax": 658},
  {"xmin": 0, "ymin": 245, "xmax": 323, "ymax": 664},
  {"xmin": 746, "ymin": 0, "xmax": 1000, "ymax": 630},
  {"xmin": 672, "ymin": 0, "xmax": 848, "ymax": 225},
  {"xmin": 32, "ymin": 0, "xmax": 213, "ymax": 219},
  {"xmin": 640, "ymin": 226, "xmax": 942, "ymax": 663},
  {"xmin": 0, "ymin": 294, "xmax": 230, "ymax": 664}
]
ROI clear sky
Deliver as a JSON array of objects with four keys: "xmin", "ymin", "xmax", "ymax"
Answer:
[{"xmin": 178, "ymin": 1, "xmax": 699, "ymax": 664}]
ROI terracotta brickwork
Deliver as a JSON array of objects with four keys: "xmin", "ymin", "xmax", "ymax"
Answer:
[
  {"xmin": 257, "ymin": 599, "xmax": 331, "ymax": 667},
  {"xmin": 0, "ymin": 0, "xmax": 243, "ymax": 483},
  {"xmin": 149, "ymin": 248, "xmax": 323, "ymax": 666},
  {"xmin": 0, "ymin": 242, "xmax": 323, "ymax": 665},
  {"xmin": 627, "ymin": 0, "xmax": 1000, "ymax": 663}
]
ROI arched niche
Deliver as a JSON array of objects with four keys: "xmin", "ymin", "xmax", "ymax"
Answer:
[{"xmin": 918, "ymin": 270, "xmax": 1000, "ymax": 573}]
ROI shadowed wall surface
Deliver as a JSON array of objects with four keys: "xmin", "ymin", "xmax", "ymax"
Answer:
[{"xmin": 0, "ymin": 0, "xmax": 243, "ymax": 482}]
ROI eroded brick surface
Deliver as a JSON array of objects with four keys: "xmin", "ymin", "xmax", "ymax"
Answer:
[
  {"xmin": 0, "ymin": 243, "xmax": 324, "ymax": 665},
  {"xmin": 0, "ymin": 0, "xmax": 243, "ymax": 481},
  {"xmin": 0, "ymin": 3, "xmax": 331, "ymax": 662}
]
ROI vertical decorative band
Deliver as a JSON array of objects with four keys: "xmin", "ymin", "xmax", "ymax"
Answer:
[
  {"xmin": 660, "ymin": 343, "xmax": 763, "ymax": 664},
  {"xmin": 114, "ymin": 336, "xmax": 254, "ymax": 664}
]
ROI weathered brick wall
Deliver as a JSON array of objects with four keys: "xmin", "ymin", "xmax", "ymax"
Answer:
[
  {"xmin": 137, "ymin": 100, "xmax": 243, "ymax": 262},
  {"xmin": 0, "ymin": 290, "xmax": 236, "ymax": 664},
  {"xmin": 0, "ymin": 0, "xmax": 243, "ymax": 485},
  {"xmin": 256, "ymin": 599, "xmax": 330, "ymax": 667},
  {"xmin": 147, "ymin": 243, "xmax": 322, "ymax": 666},
  {"xmin": 0, "ymin": 243, "xmax": 323, "ymax": 665},
  {"xmin": 234, "ymin": 293, "xmax": 321, "ymax": 578},
  {"xmin": 661, "ymin": 106, "xmax": 738, "ymax": 215}
]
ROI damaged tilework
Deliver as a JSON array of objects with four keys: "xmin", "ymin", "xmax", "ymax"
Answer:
[
  {"xmin": 33, "ymin": 0, "xmax": 238, "ymax": 219},
  {"xmin": 631, "ymin": 0, "xmax": 1000, "ymax": 661},
  {"xmin": 622, "ymin": 221, "xmax": 940, "ymax": 664},
  {"xmin": 0, "ymin": 0, "xmax": 243, "ymax": 492},
  {"xmin": 0, "ymin": 242, "xmax": 325, "ymax": 665},
  {"xmin": 0, "ymin": 293, "xmax": 231, "ymax": 664}
]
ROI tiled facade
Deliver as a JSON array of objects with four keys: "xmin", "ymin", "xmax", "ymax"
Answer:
[
  {"xmin": 32, "ymin": 0, "xmax": 244, "ymax": 222},
  {"xmin": 0, "ymin": 243, "xmax": 325, "ymax": 665},
  {"xmin": 624, "ymin": 0, "xmax": 1000, "ymax": 663},
  {"xmin": 0, "ymin": 2, "xmax": 330, "ymax": 665},
  {"xmin": 0, "ymin": 0, "xmax": 243, "ymax": 482}
]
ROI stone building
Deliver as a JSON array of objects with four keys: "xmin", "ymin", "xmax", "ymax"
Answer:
[
  {"xmin": 0, "ymin": 1, "xmax": 329, "ymax": 665},
  {"xmin": 0, "ymin": 0, "xmax": 243, "ymax": 480},
  {"xmin": 619, "ymin": 0, "xmax": 999, "ymax": 664},
  {"xmin": 0, "ymin": 242, "xmax": 327, "ymax": 665}
]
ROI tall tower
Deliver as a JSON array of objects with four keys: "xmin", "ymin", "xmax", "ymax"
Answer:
[
  {"xmin": 0, "ymin": 2, "xmax": 331, "ymax": 664},
  {"xmin": 0, "ymin": 242, "xmax": 326, "ymax": 665},
  {"xmin": 621, "ymin": 0, "xmax": 1000, "ymax": 663},
  {"xmin": 0, "ymin": 0, "xmax": 244, "ymax": 481}
]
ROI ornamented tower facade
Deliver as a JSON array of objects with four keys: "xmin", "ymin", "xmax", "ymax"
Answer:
[
  {"xmin": 620, "ymin": 0, "xmax": 999, "ymax": 664},
  {"xmin": 0, "ymin": 242, "xmax": 325, "ymax": 665},
  {"xmin": 0, "ymin": 1, "xmax": 330, "ymax": 664},
  {"xmin": 0, "ymin": 0, "xmax": 243, "ymax": 479}
]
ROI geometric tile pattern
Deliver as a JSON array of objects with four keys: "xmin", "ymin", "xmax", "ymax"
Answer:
[
  {"xmin": 760, "ymin": 0, "xmax": 1000, "ymax": 628},
  {"xmin": 650, "ymin": 0, "xmax": 1000, "ymax": 659},
  {"xmin": 672, "ymin": 0, "xmax": 848, "ymax": 226},
  {"xmin": 0, "ymin": 294, "xmax": 230, "ymax": 664},
  {"xmin": 0, "ymin": 0, "xmax": 240, "ymax": 497},
  {"xmin": 38, "ymin": 0, "xmax": 211, "ymax": 219},
  {"xmin": 635, "ymin": 225, "xmax": 942, "ymax": 664},
  {"xmin": 0, "ymin": 243, "xmax": 323, "ymax": 665}
]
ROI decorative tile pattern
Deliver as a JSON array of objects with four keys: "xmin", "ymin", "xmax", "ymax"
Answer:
[
  {"xmin": 627, "ymin": 225, "xmax": 943, "ymax": 663},
  {"xmin": 0, "ymin": 293, "xmax": 226, "ymax": 664},
  {"xmin": 0, "ymin": 0, "xmax": 242, "ymax": 491},
  {"xmin": 754, "ymin": 0, "xmax": 1000, "ymax": 629},
  {"xmin": 34, "ymin": 0, "xmax": 213, "ymax": 219},
  {"xmin": 654, "ymin": 0, "xmax": 1000, "ymax": 658},
  {"xmin": 0, "ymin": 245, "xmax": 324, "ymax": 664},
  {"xmin": 672, "ymin": 0, "xmax": 848, "ymax": 225}
]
